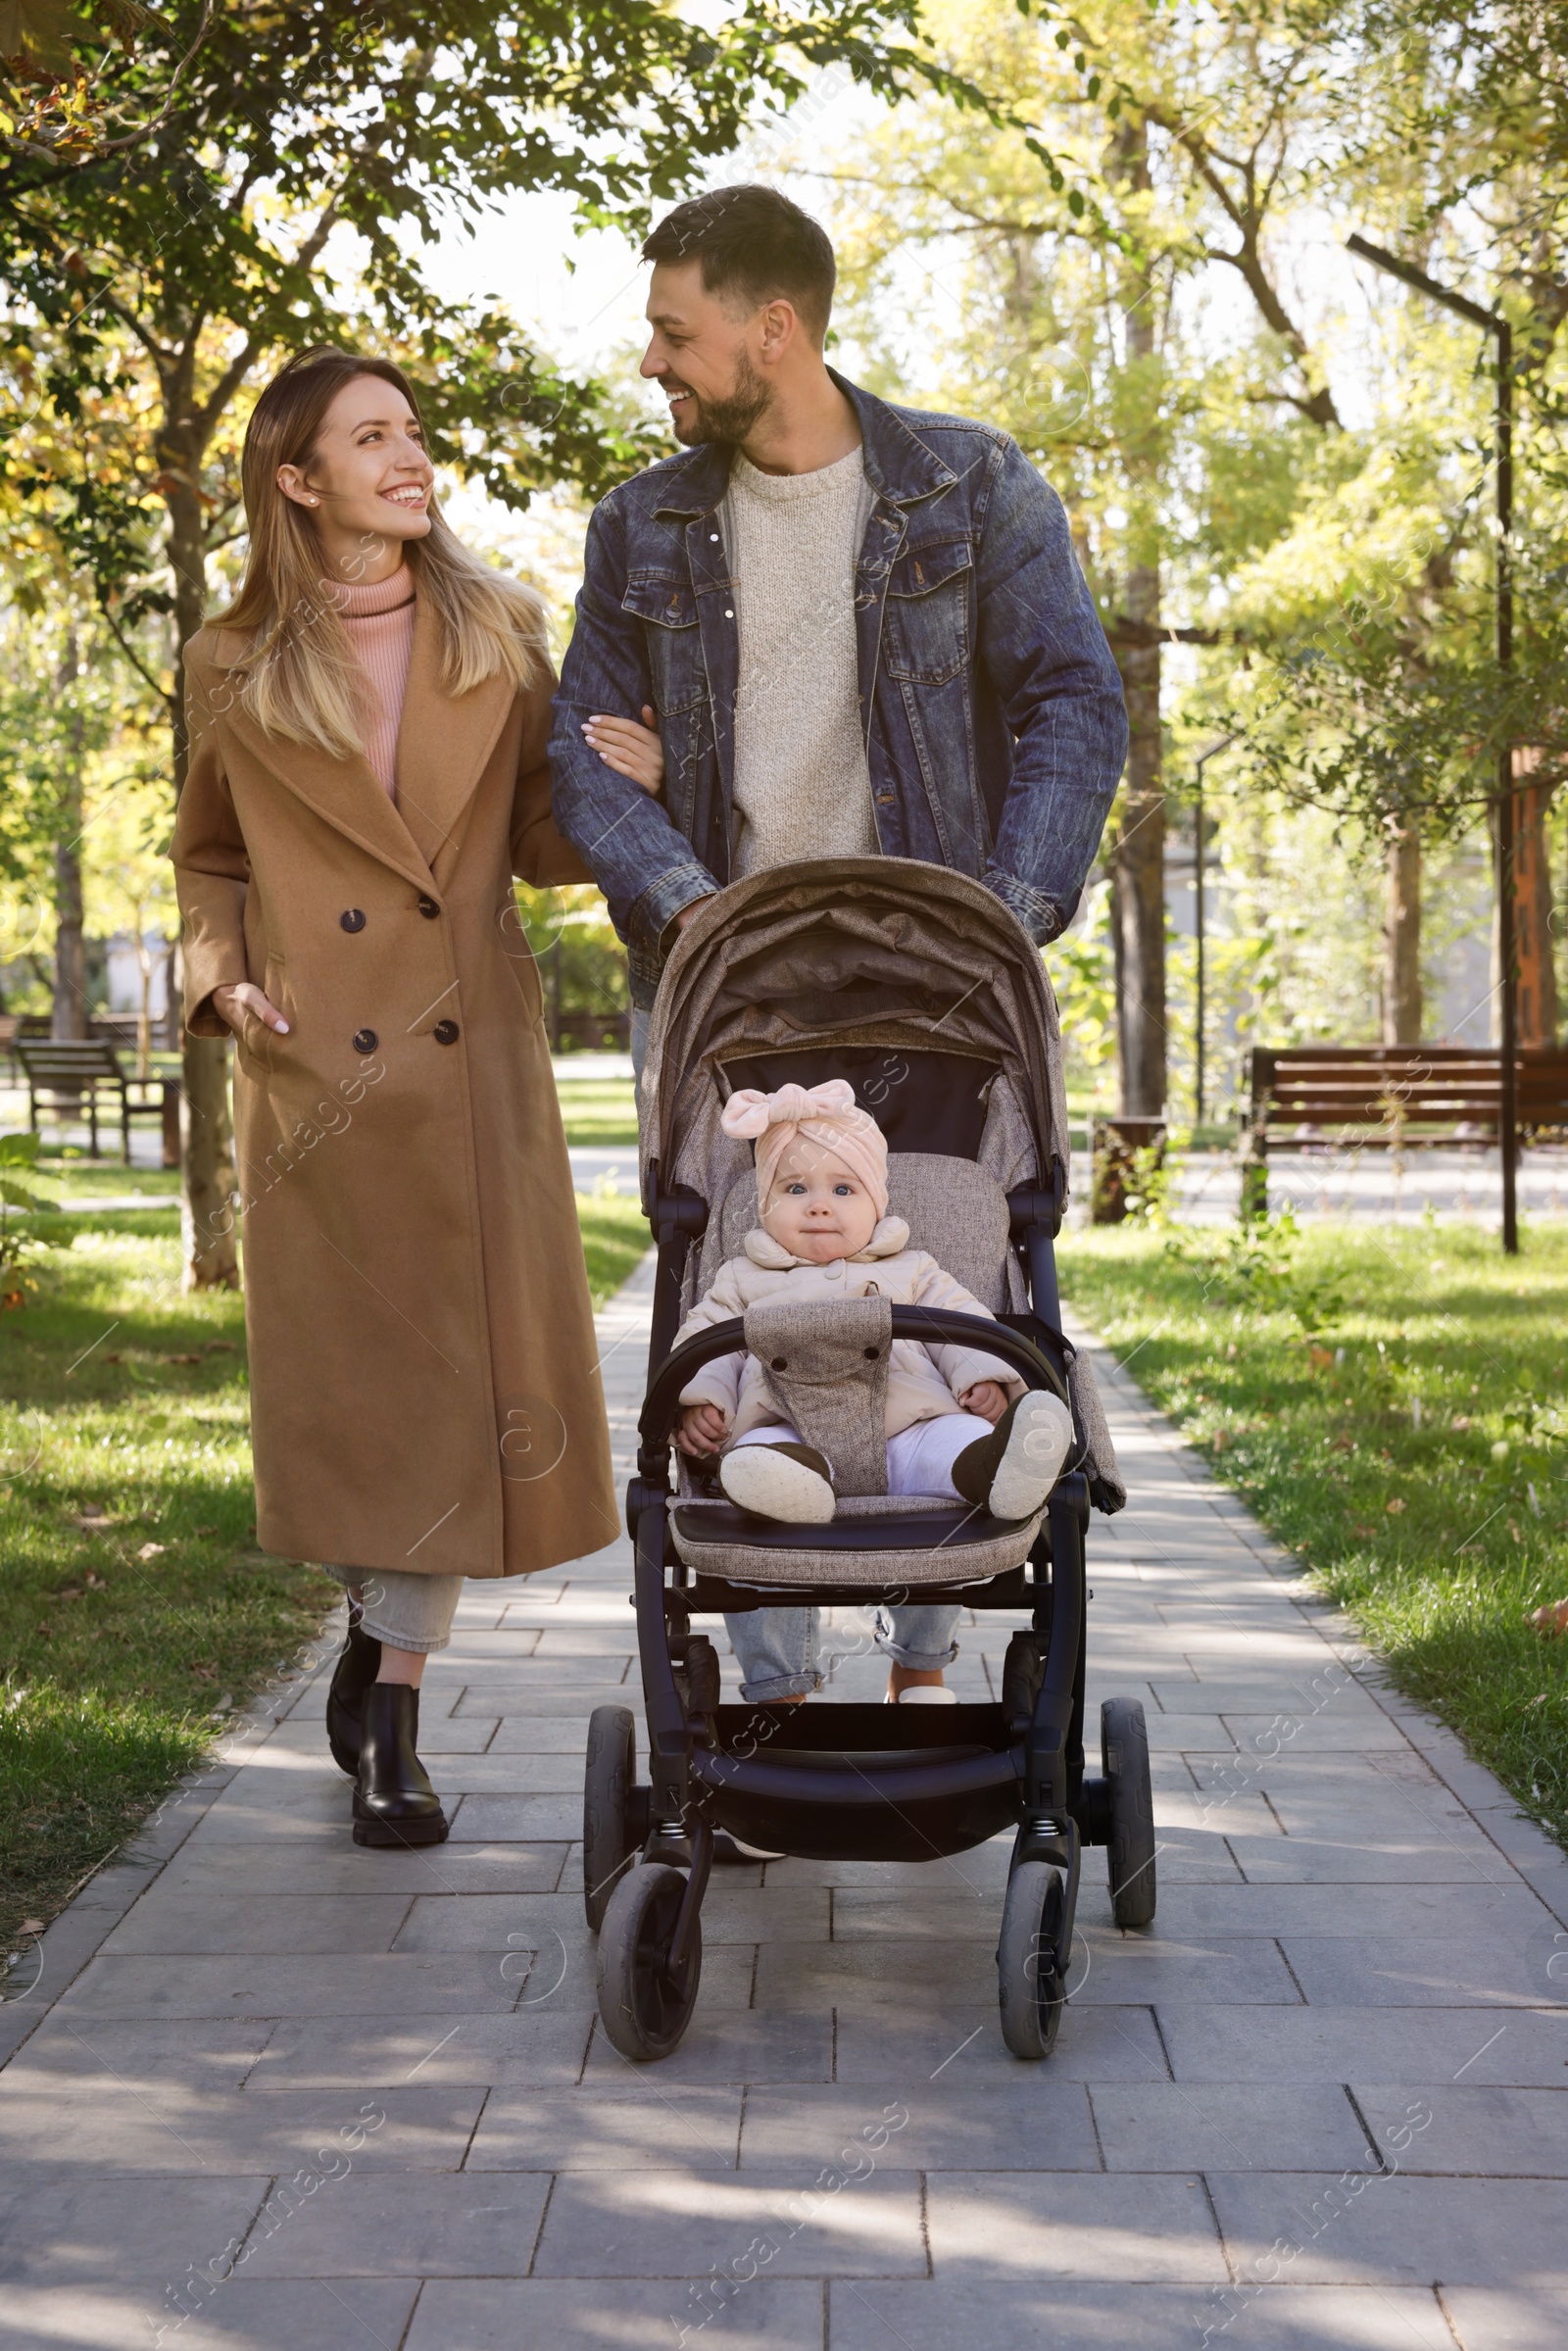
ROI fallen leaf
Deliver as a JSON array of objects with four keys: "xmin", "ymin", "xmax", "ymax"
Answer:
[
  {"xmin": 191, "ymin": 1524, "xmax": 219, "ymax": 1537},
  {"xmin": 1508, "ymin": 1520, "xmax": 1524, "ymax": 1543},
  {"xmin": 18, "ymin": 1921, "xmax": 43, "ymax": 1936},
  {"xmin": 136, "ymin": 1542, "xmax": 166, "ymax": 1561},
  {"xmin": 204, "ymin": 1341, "xmax": 236, "ymax": 1354},
  {"xmin": 191, "ymin": 1662, "xmax": 216, "ymax": 1682},
  {"xmin": 53, "ymin": 1587, "xmax": 82, "ymax": 1601},
  {"xmin": 164, "ymin": 1352, "xmax": 202, "ymax": 1366},
  {"xmin": 1451, "ymin": 1416, "xmax": 1472, "ymax": 1433},
  {"xmin": 83, "ymin": 1571, "xmax": 106, "ymax": 1589},
  {"xmin": 102, "ymin": 1352, "xmax": 121, "ymax": 1364},
  {"xmin": 1307, "ymin": 1345, "xmax": 1333, "ymax": 1371},
  {"xmin": 1527, "ymin": 1597, "xmax": 1568, "ymax": 1637},
  {"xmin": 1386, "ymin": 1497, "xmax": 1406, "ymax": 1515}
]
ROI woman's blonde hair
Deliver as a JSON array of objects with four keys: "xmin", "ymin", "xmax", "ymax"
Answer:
[{"xmin": 217, "ymin": 346, "xmax": 548, "ymax": 758}]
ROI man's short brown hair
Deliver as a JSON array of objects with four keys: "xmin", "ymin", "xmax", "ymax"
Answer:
[{"xmin": 642, "ymin": 185, "xmax": 836, "ymax": 343}]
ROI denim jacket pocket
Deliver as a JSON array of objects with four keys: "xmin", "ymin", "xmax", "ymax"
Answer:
[
  {"xmin": 621, "ymin": 568, "xmax": 707, "ymax": 712},
  {"xmin": 884, "ymin": 539, "xmax": 973, "ymax": 686}
]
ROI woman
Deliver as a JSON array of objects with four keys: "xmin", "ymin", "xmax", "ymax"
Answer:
[{"xmin": 173, "ymin": 345, "xmax": 618, "ymax": 1848}]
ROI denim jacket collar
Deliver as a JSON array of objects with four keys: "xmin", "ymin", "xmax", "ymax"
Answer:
[{"xmin": 649, "ymin": 369, "xmax": 958, "ymax": 521}]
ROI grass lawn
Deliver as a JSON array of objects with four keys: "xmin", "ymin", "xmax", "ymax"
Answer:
[
  {"xmin": 0, "ymin": 1189, "xmax": 652, "ymax": 1956},
  {"xmin": 555, "ymin": 1074, "xmax": 638, "ymax": 1147},
  {"xmin": 1059, "ymin": 1217, "xmax": 1568, "ymax": 1853}
]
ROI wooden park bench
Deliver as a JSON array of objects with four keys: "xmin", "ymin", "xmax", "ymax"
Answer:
[
  {"xmin": 1243, "ymin": 1043, "xmax": 1568, "ymax": 1213},
  {"xmin": 15, "ymin": 1037, "xmax": 180, "ymax": 1166}
]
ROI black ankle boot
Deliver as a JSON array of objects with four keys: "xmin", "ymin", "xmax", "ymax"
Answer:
[
  {"xmin": 326, "ymin": 1610, "xmax": 382, "ymax": 1778},
  {"xmin": 352, "ymin": 1684, "xmax": 448, "ymax": 1847}
]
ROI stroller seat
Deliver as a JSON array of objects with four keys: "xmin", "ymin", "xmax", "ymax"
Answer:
[{"xmin": 669, "ymin": 1150, "xmax": 1047, "ymax": 1587}]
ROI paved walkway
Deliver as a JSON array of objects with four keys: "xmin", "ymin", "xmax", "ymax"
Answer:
[{"xmin": 3, "ymin": 1254, "xmax": 1567, "ymax": 2349}]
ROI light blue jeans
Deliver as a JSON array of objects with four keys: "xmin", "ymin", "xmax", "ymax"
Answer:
[
  {"xmin": 722, "ymin": 1414, "xmax": 981, "ymax": 1700},
  {"xmin": 724, "ymin": 1600, "xmax": 961, "ymax": 1703}
]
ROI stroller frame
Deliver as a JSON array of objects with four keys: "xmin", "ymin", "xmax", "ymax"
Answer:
[{"xmin": 586, "ymin": 1170, "xmax": 1156, "ymax": 2063}]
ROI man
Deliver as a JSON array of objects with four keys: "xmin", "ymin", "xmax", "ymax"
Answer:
[
  {"xmin": 550, "ymin": 184, "xmax": 1126, "ymax": 1718},
  {"xmin": 550, "ymin": 182, "xmax": 1128, "ymax": 1062}
]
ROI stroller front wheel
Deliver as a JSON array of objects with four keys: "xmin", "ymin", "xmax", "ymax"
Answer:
[
  {"xmin": 997, "ymin": 1858, "xmax": 1066, "ymax": 2060},
  {"xmin": 596, "ymin": 1862, "xmax": 703, "ymax": 2060},
  {"xmin": 583, "ymin": 1703, "xmax": 638, "ymax": 1934},
  {"xmin": 1102, "ymin": 1696, "xmax": 1157, "ymax": 1930}
]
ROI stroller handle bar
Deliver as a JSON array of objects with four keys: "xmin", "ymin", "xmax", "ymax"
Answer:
[{"xmin": 637, "ymin": 1306, "xmax": 1073, "ymax": 1478}]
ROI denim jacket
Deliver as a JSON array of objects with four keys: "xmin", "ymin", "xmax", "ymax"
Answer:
[{"xmin": 549, "ymin": 371, "xmax": 1128, "ymax": 1007}]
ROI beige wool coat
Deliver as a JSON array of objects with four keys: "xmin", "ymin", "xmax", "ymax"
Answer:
[
  {"xmin": 674, "ymin": 1216, "xmax": 1025, "ymax": 1442},
  {"xmin": 172, "ymin": 602, "xmax": 617, "ymax": 1580}
]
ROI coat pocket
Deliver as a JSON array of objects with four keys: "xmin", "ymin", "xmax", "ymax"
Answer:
[
  {"xmin": 622, "ymin": 567, "xmax": 708, "ymax": 713},
  {"xmin": 884, "ymin": 539, "xmax": 973, "ymax": 685}
]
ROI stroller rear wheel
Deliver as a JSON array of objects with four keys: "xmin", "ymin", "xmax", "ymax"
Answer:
[
  {"xmin": 997, "ymin": 1859, "xmax": 1067, "ymax": 2059},
  {"xmin": 1102, "ymin": 1696, "xmax": 1156, "ymax": 1929},
  {"xmin": 596, "ymin": 1862, "xmax": 703, "ymax": 2060},
  {"xmin": 583, "ymin": 1704, "xmax": 637, "ymax": 1934}
]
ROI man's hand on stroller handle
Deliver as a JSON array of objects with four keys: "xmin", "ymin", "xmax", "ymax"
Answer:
[
  {"xmin": 958, "ymin": 1381, "xmax": 1007, "ymax": 1425},
  {"xmin": 677, "ymin": 1400, "xmax": 730, "ymax": 1457}
]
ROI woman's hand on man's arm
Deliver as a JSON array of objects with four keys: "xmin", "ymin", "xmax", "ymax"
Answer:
[{"xmin": 212, "ymin": 982, "xmax": 288, "ymax": 1036}]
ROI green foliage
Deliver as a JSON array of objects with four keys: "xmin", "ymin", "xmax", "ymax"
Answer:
[
  {"xmin": 0, "ymin": 1130, "xmax": 61, "ymax": 1298},
  {"xmin": 1062, "ymin": 1221, "xmax": 1568, "ymax": 1849}
]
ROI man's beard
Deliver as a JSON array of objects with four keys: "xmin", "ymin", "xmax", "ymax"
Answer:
[{"xmin": 669, "ymin": 352, "xmax": 772, "ymax": 446}]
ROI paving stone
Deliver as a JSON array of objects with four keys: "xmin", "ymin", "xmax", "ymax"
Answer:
[
  {"xmin": 0, "ymin": 2017, "xmax": 271, "ymax": 2092},
  {"xmin": 531, "ymin": 2166, "xmax": 926, "ymax": 2277},
  {"xmin": 0, "ymin": 2278, "xmax": 420, "ymax": 2351},
  {"xmin": 1351, "ymin": 2083, "xmax": 1568, "ymax": 2176},
  {"xmin": 1206, "ymin": 2173, "xmax": 1568, "ymax": 2286},
  {"xmin": 1156, "ymin": 2004, "xmax": 1568, "ymax": 2085},
  {"xmin": 831, "ymin": 2003, "xmax": 1168, "ymax": 2083},
  {"xmin": 448, "ymin": 1792, "xmax": 586, "ymax": 1840},
  {"xmin": 1150, "ymin": 1883, "xmax": 1555, "ymax": 1938},
  {"xmin": 1278, "ymin": 1934, "xmax": 1568, "ymax": 2008},
  {"xmin": 751, "ymin": 1935, "xmax": 1000, "ymax": 2013},
  {"xmin": 55, "ymin": 1951, "xmax": 524, "ymax": 2019},
  {"xmin": 740, "ymin": 2080, "xmax": 1101, "ymax": 2171},
  {"xmin": 0, "ymin": 2167, "xmax": 270, "ymax": 2283},
  {"xmin": 925, "ymin": 2170, "xmax": 1227, "ymax": 2280},
  {"xmin": 99, "ymin": 1893, "xmax": 413, "ymax": 1956},
  {"xmin": 580, "ymin": 2011, "xmax": 832, "ymax": 2085},
  {"xmin": 158, "ymin": 1841, "xmax": 567, "ymax": 1897},
  {"xmin": 0, "ymin": 2081, "xmax": 480, "ymax": 2171},
  {"xmin": 1439, "ymin": 2288, "xmax": 1568, "ymax": 2350},
  {"xmin": 404, "ymin": 2278, "xmax": 824, "ymax": 2350},
  {"xmin": 249, "ymin": 2010, "xmax": 595, "ymax": 2089},
  {"xmin": 466, "ymin": 2086, "xmax": 743, "ymax": 2170},
  {"xmin": 1087, "ymin": 2082, "xmax": 1373, "ymax": 2172},
  {"xmin": 822, "ymin": 2279, "xmax": 1450, "ymax": 2350},
  {"xmin": 237, "ymin": 2171, "xmax": 553, "ymax": 2277}
]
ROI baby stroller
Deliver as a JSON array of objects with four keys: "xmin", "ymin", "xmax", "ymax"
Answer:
[{"xmin": 583, "ymin": 857, "xmax": 1154, "ymax": 2061}]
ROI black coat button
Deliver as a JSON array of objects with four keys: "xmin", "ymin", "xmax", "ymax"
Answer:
[
  {"xmin": 770, "ymin": 1355, "xmax": 788, "ymax": 1371},
  {"xmin": 416, "ymin": 895, "xmax": 440, "ymax": 919},
  {"xmin": 340, "ymin": 908, "xmax": 366, "ymax": 933},
  {"xmin": 353, "ymin": 1028, "xmax": 377, "ymax": 1053},
  {"xmin": 433, "ymin": 1019, "xmax": 460, "ymax": 1046}
]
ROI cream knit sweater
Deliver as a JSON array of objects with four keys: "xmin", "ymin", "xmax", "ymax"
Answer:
[{"xmin": 724, "ymin": 447, "xmax": 878, "ymax": 876}]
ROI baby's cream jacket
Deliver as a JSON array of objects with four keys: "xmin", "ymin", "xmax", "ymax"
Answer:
[{"xmin": 674, "ymin": 1216, "xmax": 1024, "ymax": 1442}]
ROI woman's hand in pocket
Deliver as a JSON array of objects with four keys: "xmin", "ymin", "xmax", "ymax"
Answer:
[
  {"xmin": 212, "ymin": 981, "xmax": 289, "ymax": 1036},
  {"xmin": 583, "ymin": 705, "xmax": 663, "ymax": 795}
]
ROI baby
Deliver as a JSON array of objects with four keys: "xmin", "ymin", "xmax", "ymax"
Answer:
[{"xmin": 675, "ymin": 1080, "xmax": 1074, "ymax": 1528}]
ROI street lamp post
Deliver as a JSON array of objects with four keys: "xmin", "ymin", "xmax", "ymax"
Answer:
[
  {"xmin": 1346, "ymin": 232, "xmax": 1518, "ymax": 1252},
  {"xmin": 1192, "ymin": 732, "xmax": 1239, "ymax": 1126}
]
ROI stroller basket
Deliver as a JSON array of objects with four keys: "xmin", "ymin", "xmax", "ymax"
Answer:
[{"xmin": 583, "ymin": 858, "xmax": 1154, "ymax": 2065}]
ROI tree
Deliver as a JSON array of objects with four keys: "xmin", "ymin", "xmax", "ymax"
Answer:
[{"xmin": 0, "ymin": 0, "xmax": 956, "ymax": 1283}]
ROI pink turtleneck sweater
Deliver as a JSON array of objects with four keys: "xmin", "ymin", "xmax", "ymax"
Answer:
[{"xmin": 333, "ymin": 567, "xmax": 416, "ymax": 798}]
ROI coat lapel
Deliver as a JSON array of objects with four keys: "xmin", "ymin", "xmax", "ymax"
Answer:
[
  {"xmin": 393, "ymin": 597, "xmax": 515, "ymax": 882},
  {"xmin": 206, "ymin": 627, "xmax": 436, "ymax": 897}
]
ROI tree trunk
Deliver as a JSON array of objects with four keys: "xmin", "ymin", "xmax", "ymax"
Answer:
[
  {"xmin": 51, "ymin": 624, "xmax": 88, "ymax": 1042},
  {"xmin": 1383, "ymin": 816, "xmax": 1422, "ymax": 1044},
  {"xmin": 1513, "ymin": 751, "xmax": 1556, "ymax": 1046},
  {"xmin": 1109, "ymin": 113, "xmax": 1165, "ymax": 1119},
  {"xmin": 164, "ymin": 416, "xmax": 239, "ymax": 1291}
]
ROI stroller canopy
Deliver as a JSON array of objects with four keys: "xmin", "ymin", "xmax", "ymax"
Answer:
[{"xmin": 638, "ymin": 857, "xmax": 1072, "ymax": 1210}]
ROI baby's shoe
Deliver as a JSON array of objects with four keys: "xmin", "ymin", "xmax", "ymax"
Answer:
[
  {"xmin": 720, "ymin": 1442, "xmax": 837, "ymax": 1523},
  {"xmin": 952, "ymin": 1392, "xmax": 1074, "ymax": 1522}
]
